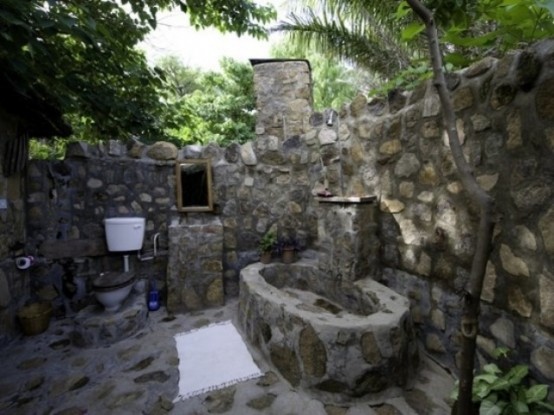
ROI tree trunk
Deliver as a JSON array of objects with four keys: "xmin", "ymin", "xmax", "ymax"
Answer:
[{"xmin": 405, "ymin": 1, "xmax": 495, "ymax": 414}]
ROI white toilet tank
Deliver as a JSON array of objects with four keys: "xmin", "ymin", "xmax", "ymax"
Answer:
[{"xmin": 104, "ymin": 217, "xmax": 146, "ymax": 252}]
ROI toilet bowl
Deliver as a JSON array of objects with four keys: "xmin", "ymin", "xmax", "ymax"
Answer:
[
  {"xmin": 94, "ymin": 217, "xmax": 146, "ymax": 311},
  {"xmin": 93, "ymin": 272, "xmax": 136, "ymax": 312}
]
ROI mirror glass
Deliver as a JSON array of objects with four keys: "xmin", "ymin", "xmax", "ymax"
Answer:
[{"xmin": 176, "ymin": 159, "xmax": 214, "ymax": 212}]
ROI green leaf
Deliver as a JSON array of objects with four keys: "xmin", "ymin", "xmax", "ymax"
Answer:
[
  {"xmin": 483, "ymin": 364, "xmax": 503, "ymax": 375},
  {"xmin": 513, "ymin": 400, "xmax": 530, "ymax": 413},
  {"xmin": 472, "ymin": 382, "xmax": 492, "ymax": 399},
  {"xmin": 446, "ymin": 30, "xmax": 498, "ymax": 47},
  {"xmin": 491, "ymin": 378, "xmax": 511, "ymax": 392},
  {"xmin": 444, "ymin": 52, "xmax": 471, "ymax": 67},
  {"xmin": 0, "ymin": 10, "xmax": 27, "ymax": 27},
  {"xmin": 506, "ymin": 365, "xmax": 529, "ymax": 385},
  {"xmin": 536, "ymin": 400, "xmax": 554, "ymax": 411},
  {"xmin": 480, "ymin": 399, "xmax": 503, "ymax": 415},
  {"xmin": 492, "ymin": 347, "xmax": 510, "ymax": 359},
  {"xmin": 475, "ymin": 373, "xmax": 500, "ymax": 385},
  {"xmin": 451, "ymin": 381, "xmax": 460, "ymax": 401},
  {"xmin": 526, "ymin": 385, "xmax": 549, "ymax": 403},
  {"xmin": 401, "ymin": 22, "xmax": 425, "ymax": 40},
  {"xmin": 395, "ymin": 1, "xmax": 412, "ymax": 19}
]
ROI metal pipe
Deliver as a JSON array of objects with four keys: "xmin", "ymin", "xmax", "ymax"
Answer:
[
  {"xmin": 153, "ymin": 233, "xmax": 159, "ymax": 257},
  {"xmin": 137, "ymin": 232, "xmax": 160, "ymax": 261}
]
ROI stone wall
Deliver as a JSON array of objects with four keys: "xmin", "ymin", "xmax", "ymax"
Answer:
[
  {"xmin": 215, "ymin": 60, "xmax": 322, "ymax": 296},
  {"xmin": 25, "ymin": 140, "xmax": 177, "ymax": 313},
  {"xmin": 329, "ymin": 42, "xmax": 554, "ymax": 384},
  {"xmin": 316, "ymin": 197, "xmax": 380, "ymax": 282},
  {"xmin": 14, "ymin": 45, "xmax": 554, "ymax": 387},
  {"xmin": 20, "ymin": 60, "xmax": 352, "ymax": 314},
  {"xmin": 229, "ymin": 50, "xmax": 553, "ymax": 384},
  {"xmin": 0, "ymin": 113, "xmax": 30, "ymax": 345}
]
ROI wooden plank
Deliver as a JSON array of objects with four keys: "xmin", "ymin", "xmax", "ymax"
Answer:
[{"xmin": 39, "ymin": 238, "xmax": 108, "ymax": 259}]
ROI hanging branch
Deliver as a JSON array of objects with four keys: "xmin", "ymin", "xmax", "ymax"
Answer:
[{"xmin": 405, "ymin": 1, "xmax": 495, "ymax": 414}]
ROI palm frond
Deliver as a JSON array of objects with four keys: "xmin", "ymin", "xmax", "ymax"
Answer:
[{"xmin": 273, "ymin": 8, "xmax": 412, "ymax": 77}]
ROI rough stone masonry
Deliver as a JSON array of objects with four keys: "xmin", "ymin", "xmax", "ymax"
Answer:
[{"xmin": 0, "ymin": 43, "xmax": 548, "ymax": 390}]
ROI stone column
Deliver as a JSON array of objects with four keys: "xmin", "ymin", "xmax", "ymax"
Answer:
[
  {"xmin": 166, "ymin": 218, "xmax": 224, "ymax": 313},
  {"xmin": 316, "ymin": 196, "xmax": 380, "ymax": 281},
  {"xmin": 250, "ymin": 59, "xmax": 313, "ymax": 140}
]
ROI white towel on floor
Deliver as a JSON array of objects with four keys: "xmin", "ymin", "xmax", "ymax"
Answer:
[{"xmin": 174, "ymin": 320, "xmax": 263, "ymax": 401}]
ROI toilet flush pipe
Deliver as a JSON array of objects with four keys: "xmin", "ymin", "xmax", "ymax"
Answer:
[{"xmin": 123, "ymin": 254, "xmax": 130, "ymax": 273}]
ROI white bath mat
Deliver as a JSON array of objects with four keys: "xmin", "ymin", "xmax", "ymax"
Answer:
[{"xmin": 174, "ymin": 320, "xmax": 263, "ymax": 401}]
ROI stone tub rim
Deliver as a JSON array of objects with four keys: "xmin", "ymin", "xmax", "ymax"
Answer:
[
  {"xmin": 238, "ymin": 258, "xmax": 418, "ymax": 401},
  {"xmin": 240, "ymin": 259, "xmax": 410, "ymax": 329}
]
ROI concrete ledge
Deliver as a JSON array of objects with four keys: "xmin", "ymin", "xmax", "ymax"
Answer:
[{"xmin": 316, "ymin": 196, "xmax": 376, "ymax": 204}]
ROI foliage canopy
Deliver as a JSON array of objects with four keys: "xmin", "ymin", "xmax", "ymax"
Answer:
[
  {"xmin": 275, "ymin": 0, "xmax": 554, "ymax": 92},
  {"xmin": 160, "ymin": 57, "xmax": 257, "ymax": 146},
  {"xmin": 0, "ymin": 0, "xmax": 275, "ymax": 142}
]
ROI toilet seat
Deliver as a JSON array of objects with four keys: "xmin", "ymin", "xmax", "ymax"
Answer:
[{"xmin": 93, "ymin": 271, "xmax": 135, "ymax": 293}]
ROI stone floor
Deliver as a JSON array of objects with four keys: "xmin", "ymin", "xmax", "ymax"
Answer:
[{"xmin": 0, "ymin": 299, "xmax": 455, "ymax": 415}]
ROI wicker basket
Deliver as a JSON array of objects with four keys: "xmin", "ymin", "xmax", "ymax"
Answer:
[{"xmin": 18, "ymin": 302, "xmax": 52, "ymax": 335}]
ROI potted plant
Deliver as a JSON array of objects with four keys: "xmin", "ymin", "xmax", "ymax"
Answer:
[
  {"xmin": 278, "ymin": 236, "xmax": 300, "ymax": 264},
  {"xmin": 259, "ymin": 230, "xmax": 276, "ymax": 264}
]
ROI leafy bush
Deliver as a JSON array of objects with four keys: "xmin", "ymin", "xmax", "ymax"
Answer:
[
  {"xmin": 452, "ymin": 349, "xmax": 554, "ymax": 415},
  {"xmin": 161, "ymin": 57, "xmax": 257, "ymax": 146},
  {"xmin": 29, "ymin": 138, "xmax": 70, "ymax": 160}
]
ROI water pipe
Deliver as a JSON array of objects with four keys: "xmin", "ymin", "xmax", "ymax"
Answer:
[{"xmin": 138, "ymin": 232, "xmax": 160, "ymax": 261}]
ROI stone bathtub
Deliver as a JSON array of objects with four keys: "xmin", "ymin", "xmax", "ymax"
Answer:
[{"xmin": 238, "ymin": 258, "xmax": 418, "ymax": 402}]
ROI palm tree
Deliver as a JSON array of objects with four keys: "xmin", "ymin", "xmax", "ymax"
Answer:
[
  {"xmin": 272, "ymin": 0, "xmax": 420, "ymax": 79},
  {"xmin": 275, "ymin": 0, "xmax": 554, "ymax": 79}
]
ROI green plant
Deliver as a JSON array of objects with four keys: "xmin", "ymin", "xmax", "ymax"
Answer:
[
  {"xmin": 452, "ymin": 349, "xmax": 554, "ymax": 415},
  {"xmin": 29, "ymin": 138, "xmax": 68, "ymax": 160},
  {"xmin": 259, "ymin": 231, "xmax": 277, "ymax": 253},
  {"xmin": 369, "ymin": 60, "xmax": 433, "ymax": 96},
  {"xmin": 162, "ymin": 58, "xmax": 257, "ymax": 146}
]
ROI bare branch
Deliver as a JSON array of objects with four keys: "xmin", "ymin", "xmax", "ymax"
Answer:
[{"xmin": 405, "ymin": 1, "xmax": 496, "ymax": 414}]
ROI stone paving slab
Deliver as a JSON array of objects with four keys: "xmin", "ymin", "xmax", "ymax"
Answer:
[{"xmin": 0, "ymin": 300, "xmax": 454, "ymax": 415}]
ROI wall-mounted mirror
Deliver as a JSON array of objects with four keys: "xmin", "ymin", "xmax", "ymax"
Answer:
[{"xmin": 176, "ymin": 159, "xmax": 214, "ymax": 212}]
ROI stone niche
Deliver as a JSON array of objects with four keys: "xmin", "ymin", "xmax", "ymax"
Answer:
[
  {"xmin": 166, "ymin": 218, "xmax": 224, "ymax": 313},
  {"xmin": 316, "ymin": 196, "xmax": 380, "ymax": 281}
]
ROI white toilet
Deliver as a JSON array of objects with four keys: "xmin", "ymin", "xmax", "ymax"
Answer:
[{"xmin": 93, "ymin": 217, "xmax": 145, "ymax": 312}]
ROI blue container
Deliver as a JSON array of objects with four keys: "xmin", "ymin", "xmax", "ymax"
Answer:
[{"xmin": 148, "ymin": 281, "xmax": 160, "ymax": 311}]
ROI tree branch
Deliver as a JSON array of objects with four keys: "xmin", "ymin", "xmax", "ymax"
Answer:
[{"xmin": 405, "ymin": 1, "xmax": 496, "ymax": 414}]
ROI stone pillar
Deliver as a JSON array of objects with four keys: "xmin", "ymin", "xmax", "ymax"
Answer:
[
  {"xmin": 251, "ymin": 59, "xmax": 313, "ymax": 140},
  {"xmin": 316, "ymin": 196, "xmax": 380, "ymax": 281},
  {"xmin": 166, "ymin": 218, "xmax": 224, "ymax": 313}
]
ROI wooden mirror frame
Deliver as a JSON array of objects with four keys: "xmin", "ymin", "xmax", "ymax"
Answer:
[{"xmin": 175, "ymin": 159, "xmax": 214, "ymax": 212}]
